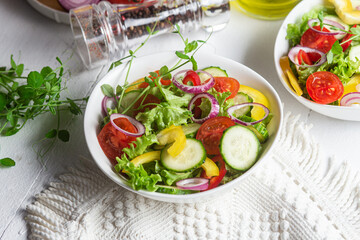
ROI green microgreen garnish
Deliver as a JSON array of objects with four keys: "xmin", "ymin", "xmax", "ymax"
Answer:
[{"xmin": 0, "ymin": 56, "xmax": 88, "ymax": 166}]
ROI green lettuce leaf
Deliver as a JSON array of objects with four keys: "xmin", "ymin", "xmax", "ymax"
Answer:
[
  {"xmin": 159, "ymin": 87, "xmax": 193, "ymax": 107},
  {"xmin": 114, "ymin": 157, "xmax": 161, "ymax": 191},
  {"xmin": 122, "ymin": 134, "xmax": 158, "ymax": 160},
  {"xmin": 198, "ymin": 89, "xmax": 234, "ymax": 117},
  {"xmin": 136, "ymin": 102, "xmax": 192, "ymax": 135}
]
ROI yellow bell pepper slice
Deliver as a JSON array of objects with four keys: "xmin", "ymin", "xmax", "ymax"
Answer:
[
  {"xmin": 330, "ymin": 0, "xmax": 360, "ymax": 25},
  {"xmin": 130, "ymin": 151, "xmax": 161, "ymax": 166},
  {"xmin": 279, "ymin": 56, "xmax": 303, "ymax": 96},
  {"xmin": 125, "ymin": 78, "xmax": 146, "ymax": 93},
  {"xmin": 156, "ymin": 125, "xmax": 186, "ymax": 157},
  {"xmin": 238, "ymin": 85, "xmax": 270, "ymax": 120},
  {"xmin": 201, "ymin": 157, "xmax": 219, "ymax": 177}
]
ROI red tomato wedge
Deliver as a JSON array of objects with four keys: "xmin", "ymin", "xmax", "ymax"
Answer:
[
  {"xmin": 306, "ymin": 71, "xmax": 344, "ymax": 104},
  {"xmin": 300, "ymin": 26, "xmax": 337, "ymax": 53},
  {"xmin": 213, "ymin": 77, "xmax": 240, "ymax": 100},
  {"xmin": 182, "ymin": 70, "xmax": 201, "ymax": 86},
  {"xmin": 201, "ymin": 155, "xmax": 227, "ymax": 190},
  {"xmin": 341, "ymin": 24, "xmax": 357, "ymax": 52},
  {"xmin": 196, "ymin": 116, "xmax": 235, "ymax": 155},
  {"xmin": 297, "ymin": 49, "xmax": 313, "ymax": 65},
  {"xmin": 98, "ymin": 118, "xmax": 138, "ymax": 164}
]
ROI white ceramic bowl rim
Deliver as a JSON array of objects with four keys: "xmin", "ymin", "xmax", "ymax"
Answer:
[{"xmin": 84, "ymin": 51, "xmax": 283, "ymax": 202}]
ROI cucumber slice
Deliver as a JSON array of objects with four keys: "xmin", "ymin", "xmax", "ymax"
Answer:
[
  {"xmin": 181, "ymin": 123, "xmax": 201, "ymax": 138},
  {"xmin": 156, "ymin": 185, "xmax": 197, "ymax": 194},
  {"xmin": 198, "ymin": 66, "xmax": 228, "ymax": 83},
  {"xmin": 119, "ymin": 91, "xmax": 140, "ymax": 113},
  {"xmin": 161, "ymin": 138, "xmax": 206, "ymax": 172},
  {"xmin": 239, "ymin": 115, "xmax": 269, "ymax": 143},
  {"xmin": 220, "ymin": 125, "xmax": 260, "ymax": 171},
  {"xmin": 232, "ymin": 92, "xmax": 254, "ymax": 117}
]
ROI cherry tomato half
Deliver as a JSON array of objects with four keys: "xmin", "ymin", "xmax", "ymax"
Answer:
[
  {"xmin": 213, "ymin": 77, "xmax": 240, "ymax": 100},
  {"xmin": 98, "ymin": 118, "xmax": 138, "ymax": 165},
  {"xmin": 182, "ymin": 70, "xmax": 201, "ymax": 86},
  {"xmin": 306, "ymin": 71, "xmax": 344, "ymax": 104},
  {"xmin": 300, "ymin": 26, "xmax": 337, "ymax": 53},
  {"xmin": 297, "ymin": 49, "xmax": 321, "ymax": 66},
  {"xmin": 196, "ymin": 116, "xmax": 235, "ymax": 155},
  {"xmin": 201, "ymin": 155, "xmax": 227, "ymax": 190}
]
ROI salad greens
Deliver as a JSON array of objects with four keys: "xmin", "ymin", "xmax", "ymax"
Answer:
[{"xmin": 98, "ymin": 24, "xmax": 272, "ymax": 194}]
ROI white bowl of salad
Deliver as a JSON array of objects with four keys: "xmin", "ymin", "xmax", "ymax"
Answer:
[
  {"xmin": 274, "ymin": 0, "xmax": 360, "ymax": 121},
  {"xmin": 84, "ymin": 51, "xmax": 282, "ymax": 203}
]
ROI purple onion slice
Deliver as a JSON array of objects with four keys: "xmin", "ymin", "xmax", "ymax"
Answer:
[
  {"xmin": 176, "ymin": 178, "xmax": 209, "ymax": 191},
  {"xmin": 110, "ymin": 113, "xmax": 145, "ymax": 137},
  {"xmin": 188, "ymin": 93, "xmax": 219, "ymax": 123},
  {"xmin": 172, "ymin": 69, "xmax": 215, "ymax": 94},
  {"xmin": 227, "ymin": 103, "xmax": 269, "ymax": 126},
  {"xmin": 59, "ymin": 0, "xmax": 100, "ymax": 11},
  {"xmin": 288, "ymin": 45, "xmax": 326, "ymax": 67},
  {"xmin": 340, "ymin": 92, "xmax": 360, "ymax": 106},
  {"xmin": 308, "ymin": 18, "xmax": 346, "ymax": 36}
]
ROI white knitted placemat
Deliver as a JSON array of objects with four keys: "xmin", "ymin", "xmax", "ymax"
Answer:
[{"xmin": 26, "ymin": 113, "xmax": 360, "ymax": 240}]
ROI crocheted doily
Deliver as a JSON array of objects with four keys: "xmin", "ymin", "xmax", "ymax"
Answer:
[{"xmin": 26, "ymin": 114, "xmax": 360, "ymax": 240}]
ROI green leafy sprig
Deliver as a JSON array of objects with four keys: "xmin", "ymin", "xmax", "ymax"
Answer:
[{"xmin": 0, "ymin": 56, "xmax": 88, "ymax": 166}]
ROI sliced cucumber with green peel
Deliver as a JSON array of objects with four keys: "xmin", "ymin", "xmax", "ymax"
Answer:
[
  {"xmin": 220, "ymin": 125, "xmax": 260, "ymax": 171},
  {"xmin": 198, "ymin": 66, "xmax": 228, "ymax": 83},
  {"xmin": 239, "ymin": 115, "xmax": 269, "ymax": 143},
  {"xmin": 161, "ymin": 138, "xmax": 206, "ymax": 172},
  {"xmin": 232, "ymin": 92, "xmax": 253, "ymax": 117},
  {"xmin": 181, "ymin": 123, "xmax": 201, "ymax": 138}
]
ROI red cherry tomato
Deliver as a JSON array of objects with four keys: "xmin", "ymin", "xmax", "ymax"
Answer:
[
  {"xmin": 341, "ymin": 24, "xmax": 357, "ymax": 52},
  {"xmin": 182, "ymin": 70, "xmax": 201, "ymax": 86},
  {"xmin": 149, "ymin": 70, "xmax": 171, "ymax": 86},
  {"xmin": 196, "ymin": 116, "xmax": 235, "ymax": 155},
  {"xmin": 300, "ymin": 26, "xmax": 337, "ymax": 53},
  {"xmin": 201, "ymin": 155, "xmax": 227, "ymax": 190},
  {"xmin": 107, "ymin": 0, "xmax": 144, "ymax": 3},
  {"xmin": 297, "ymin": 49, "xmax": 312, "ymax": 65},
  {"xmin": 213, "ymin": 77, "xmax": 240, "ymax": 100},
  {"xmin": 306, "ymin": 71, "xmax": 344, "ymax": 104},
  {"xmin": 98, "ymin": 118, "xmax": 138, "ymax": 165},
  {"xmin": 297, "ymin": 49, "xmax": 321, "ymax": 66},
  {"xmin": 133, "ymin": 94, "xmax": 160, "ymax": 116}
]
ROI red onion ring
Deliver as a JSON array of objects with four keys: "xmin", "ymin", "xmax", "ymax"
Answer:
[
  {"xmin": 101, "ymin": 96, "xmax": 118, "ymax": 116},
  {"xmin": 288, "ymin": 45, "xmax": 326, "ymax": 67},
  {"xmin": 308, "ymin": 19, "xmax": 346, "ymax": 36},
  {"xmin": 188, "ymin": 93, "xmax": 219, "ymax": 123},
  {"xmin": 110, "ymin": 113, "xmax": 145, "ymax": 137},
  {"xmin": 172, "ymin": 70, "xmax": 215, "ymax": 94},
  {"xmin": 227, "ymin": 103, "xmax": 270, "ymax": 126},
  {"xmin": 176, "ymin": 178, "xmax": 209, "ymax": 191},
  {"xmin": 59, "ymin": 0, "xmax": 100, "ymax": 11},
  {"xmin": 340, "ymin": 92, "xmax": 360, "ymax": 106}
]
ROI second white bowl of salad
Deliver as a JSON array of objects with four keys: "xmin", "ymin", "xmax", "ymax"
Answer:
[
  {"xmin": 274, "ymin": 0, "xmax": 360, "ymax": 121},
  {"xmin": 84, "ymin": 51, "xmax": 282, "ymax": 203}
]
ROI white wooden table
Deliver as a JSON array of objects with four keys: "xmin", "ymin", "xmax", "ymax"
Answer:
[{"xmin": 1, "ymin": 1, "xmax": 359, "ymax": 239}]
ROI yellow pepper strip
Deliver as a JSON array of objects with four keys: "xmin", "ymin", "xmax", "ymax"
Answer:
[
  {"xmin": 125, "ymin": 78, "xmax": 146, "ymax": 93},
  {"xmin": 201, "ymin": 157, "xmax": 219, "ymax": 177},
  {"xmin": 238, "ymin": 85, "xmax": 270, "ymax": 120},
  {"xmin": 156, "ymin": 125, "xmax": 186, "ymax": 158},
  {"xmin": 130, "ymin": 151, "xmax": 161, "ymax": 166},
  {"xmin": 279, "ymin": 56, "xmax": 303, "ymax": 96},
  {"xmin": 330, "ymin": 0, "xmax": 360, "ymax": 25}
]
